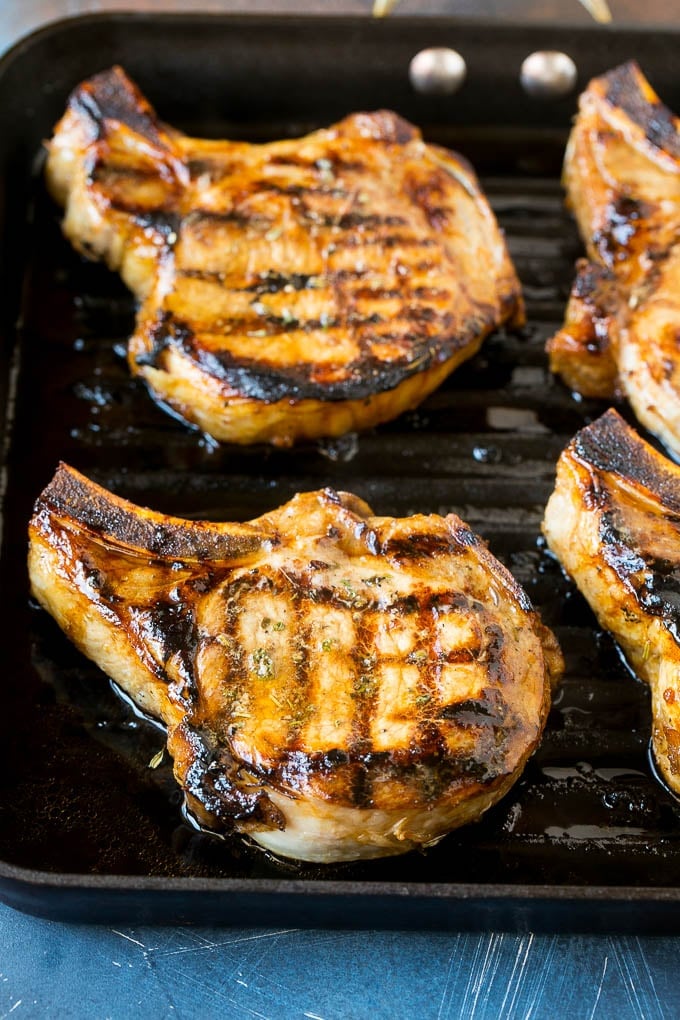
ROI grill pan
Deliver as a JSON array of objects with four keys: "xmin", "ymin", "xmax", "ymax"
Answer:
[{"xmin": 1, "ymin": 13, "xmax": 680, "ymax": 930}]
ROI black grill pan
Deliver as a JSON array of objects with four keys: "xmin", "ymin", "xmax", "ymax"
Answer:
[{"xmin": 1, "ymin": 13, "xmax": 680, "ymax": 930}]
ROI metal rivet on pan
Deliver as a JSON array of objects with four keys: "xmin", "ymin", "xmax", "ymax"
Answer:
[
  {"xmin": 520, "ymin": 51, "xmax": 577, "ymax": 99},
  {"xmin": 409, "ymin": 48, "xmax": 467, "ymax": 96}
]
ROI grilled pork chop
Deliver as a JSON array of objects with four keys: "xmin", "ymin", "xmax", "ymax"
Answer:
[
  {"xmin": 46, "ymin": 67, "xmax": 522, "ymax": 446},
  {"xmin": 543, "ymin": 408, "xmax": 680, "ymax": 795},
  {"xmin": 29, "ymin": 465, "xmax": 561, "ymax": 862},
  {"xmin": 547, "ymin": 63, "xmax": 680, "ymax": 457}
]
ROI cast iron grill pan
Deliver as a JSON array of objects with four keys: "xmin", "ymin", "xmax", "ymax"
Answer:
[{"xmin": 1, "ymin": 14, "xmax": 680, "ymax": 928}]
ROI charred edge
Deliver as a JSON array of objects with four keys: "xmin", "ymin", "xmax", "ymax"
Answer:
[
  {"xmin": 260, "ymin": 744, "xmax": 498, "ymax": 802},
  {"xmin": 144, "ymin": 310, "xmax": 490, "ymax": 403},
  {"xmin": 36, "ymin": 464, "xmax": 263, "ymax": 563},
  {"xmin": 598, "ymin": 504, "xmax": 680, "ymax": 635},
  {"xmin": 603, "ymin": 63, "xmax": 680, "ymax": 160},
  {"xmin": 69, "ymin": 66, "xmax": 168, "ymax": 150},
  {"xmin": 143, "ymin": 600, "xmax": 199, "ymax": 706},
  {"xmin": 380, "ymin": 529, "xmax": 471, "ymax": 563},
  {"xmin": 134, "ymin": 312, "xmax": 189, "ymax": 368},
  {"xmin": 181, "ymin": 722, "xmax": 284, "ymax": 829},
  {"xmin": 573, "ymin": 409, "xmax": 680, "ymax": 515}
]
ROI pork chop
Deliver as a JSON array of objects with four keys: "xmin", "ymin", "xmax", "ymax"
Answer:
[
  {"xmin": 543, "ymin": 408, "xmax": 680, "ymax": 795},
  {"xmin": 46, "ymin": 66, "xmax": 522, "ymax": 446},
  {"xmin": 547, "ymin": 63, "xmax": 680, "ymax": 458},
  {"xmin": 29, "ymin": 465, "xmax": 561, "ymax": 862}
]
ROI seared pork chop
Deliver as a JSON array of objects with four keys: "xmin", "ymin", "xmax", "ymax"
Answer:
[
  {"xmin": 547, "ymin": 63, "xmax": 680, "ymax": 457},
  {"xmin": 46, "ymin": 67, "xmax": 522, "ymax": 446},
  {"xmin": 543, "ymin": 409, "xmax": 680, "ymax": 795},
  {"xmin": 29, "ymin": 465, "xmax": 561, "ymax": 862}
]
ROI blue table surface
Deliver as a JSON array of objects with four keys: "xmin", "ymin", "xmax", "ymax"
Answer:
[
  {"xmin": 3, "ymin": 3, "xmax": 680, "ymax": 1016},
  {"xmin": 1, "ymin": 899, "xmax": 679, "ymax": 1019}
]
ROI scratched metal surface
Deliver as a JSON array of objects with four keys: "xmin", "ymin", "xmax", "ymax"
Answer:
[{"xmin": 0, "ymin": 900, "xmax": 679, "ymax": 1019}]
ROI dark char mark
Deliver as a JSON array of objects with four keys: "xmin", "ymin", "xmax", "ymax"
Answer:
[
  {"xmin": 70, "ymin": 66, "xmax": 168, "ymax": 150},
  {"xmin": 181, "ymin": 721, "xmax": 285, "ymax": 828},
  {"xmin": 140, "ymin": 600, "xmax": 199, "ymax": 706},
  {"xmin": 139, "ymin": 310, "xmax": 490, "ymax": 403},
  {"xmin": 574, "ymin": 409, "xmax": 680, "ymax": 515},
  {"xmin": 604, "ymin": 62, "xmax": 680, "ymax": 160},
  {"xmin": 38, "ymin": 464, "xmax": 264, "ymax": 563}
]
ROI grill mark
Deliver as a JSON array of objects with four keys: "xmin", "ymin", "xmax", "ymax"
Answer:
[
  {"xmin": 332, "ymin": 234, "xmax": 439, "ymax": 251},
  {"xmin": 109, "ymin": 198, "xmax": 180, "ymax": 224},
  {"xmin": 177, "ymin": 268, "xmax": 369, "ymax": 289},
  {"xmin": 156, "ymin": 315, "xmax": 472, "ymax": 403},
  {"xmin": 348, "ymin": 609, "xmax": 379, "ymax": 806},
  {"xmin": 351, "ymin": 286, "xmax": 402, "ymax": 301},
  {"xmin": 285, "ymin": 587, "xmax": 317, "ymax": 750},
  {"xmin": 266, "ymin": 154, "xmax": 368, "ymax": 174},
  {"xmin": 171, "ymin": 310, "xmax": 393, "ymax": 338},
  {"xmin": 92, "ymin": 163, "xmax": 161, "ymax": 184},
  {"xmin": 219, "ymin": 579, "xmax": 250, "ymax": 733},
  {"xmin": 305, "ymin": 212, "xmax": 409, "ymax": 230},
  {"xmin": 186, "ymin": 209, "xmax": 260, "ymax": 228},
  {"xmin": 381, "ymin": 530, "xmax": 461, "ymax": 563},
  {"xmin": 244, "ymin": 271, "xmax": 322, "ymax": 294},
  {"xmin": 417, "ymin": 598, "xmax": 441, "ymax": 732},
  {"xmin": 180, "ymin": 271, "xmax": 324, "ymax": 297}
]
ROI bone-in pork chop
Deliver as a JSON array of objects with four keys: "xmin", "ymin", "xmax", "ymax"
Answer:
[
  {"xmin": 543, "ymin": 408, "xmax": 680, "ymax": 795},
  {"xmin": 46, "ymin": 67, "xmax": 523, "ymax": 446},
  {"xmin": 29, "ymin": 465, "xmax": 561, "ymax": 862},
  {"xmin": 547, "ymin": 63, "xmax": 680, "ymax": 459}
]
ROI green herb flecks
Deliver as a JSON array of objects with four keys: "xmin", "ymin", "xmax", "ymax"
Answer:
[
  {"xmin": 251, "ymin": 647, "xmax": 274, "ymax": 679},
  {"xmin": 261, "ymin": 617, "xmax": 285, "ymax": 633}
]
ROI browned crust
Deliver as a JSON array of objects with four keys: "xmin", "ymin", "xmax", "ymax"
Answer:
[
  {"xmin": 68, "ymin": 65, "xmax": 172, "ymax": 150},
  {"xmin": 33, "ymin": 462, "xmax": 267, "ymax": 562},
  {"xmin": 547, "ymin": 61, "xmax": 680, "ymax": 420},
  {"xmin": 546, "ymin": 260, "xmax": 621, "ymax": 399},
  {"xmin": 602, "ymin": 62, "xmax": 680, "ymax": 160},
  {"xmin": 49, "ymin": 68, "xmax": 523, "ymax": 444},
  {"xmin": 29, "ymin": 466, "xmax": 560, "ymax": 833},
  {"xmin": 571, "ymin": 408, "xmax": 680, "ymax": 514},
  {"xmin": 543, "ymin": 408, "xmax": 680, "ymax": 793}
]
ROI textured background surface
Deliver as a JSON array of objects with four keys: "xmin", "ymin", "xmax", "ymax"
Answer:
[
  {"xmin": 3, "ymin": 2, "xmax": 680, "ymax": 1018},
  {"xmin": 2, "ymin": 900, "xmax": 680, "ymax": 1019}
]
